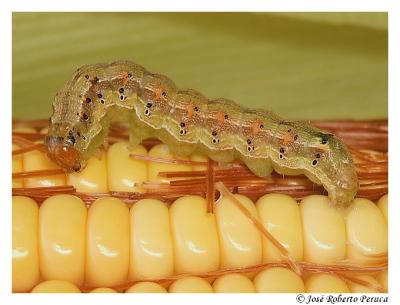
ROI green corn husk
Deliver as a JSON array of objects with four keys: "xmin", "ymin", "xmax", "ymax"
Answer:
[{"xmin": 13, "ymin": 12, "xmax": 387, "ymax": 120}]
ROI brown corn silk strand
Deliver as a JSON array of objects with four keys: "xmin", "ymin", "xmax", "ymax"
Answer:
[
  {"xmin": 12, "ymin": 143, "xmax": 45, "ymax": 156},
  {"xmin": 206, "ymin": 159, "xmax": 215, "ymax": 213},
  {"xmin": 12, "ymin": 135, "xmax": 47, "ymax": 154},
  {"xmin": 12, "ymin": 119, "xmax": 388, "ymax": 292},
  {"xmin": 215, "ymin": 181, "xmax": 303, "ymax": 276},
  {"xmin": 13, "ymin": 168, "xmax": 67, "ymax": 179},
  {"xmin": 81, "ymin": 260, "xmax": 387, "ymax": 292},
  {"xmin": 337, "ymin": 273, "xmax": 386, "ymax": 293}
]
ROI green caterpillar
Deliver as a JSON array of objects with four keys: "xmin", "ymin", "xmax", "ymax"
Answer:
[{"xmin": 45, "ymin": 60, "xmax": 358, "ymax": 206}]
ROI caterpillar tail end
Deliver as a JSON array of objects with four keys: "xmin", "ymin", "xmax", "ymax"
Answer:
[{"xmin": 327, "ymin": 169, "xmax": 359, "ymax": 207}]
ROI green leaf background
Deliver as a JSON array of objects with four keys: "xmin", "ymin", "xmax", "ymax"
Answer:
[{"xmin": 12, "ymin": 12, "xmax": 387, "ymax": 120}]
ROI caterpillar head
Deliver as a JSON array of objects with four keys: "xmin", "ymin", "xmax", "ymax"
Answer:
[{"xmin": 45, "ymin": 122, "xmax": 85, "ymax": 172}]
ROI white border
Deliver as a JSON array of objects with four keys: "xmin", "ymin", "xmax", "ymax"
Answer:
[
  {"xmin": 388, "ymin": 6, "xmax": 400, "ymax": 305},
  {"xmin": 2, "ymin": 1, "xmax": 399, "ymax": 305},
  {"xmin": 0, "ymin": 2, "xmax": 13, "ymax": 302},
  {"xmin": 6, "ymin": 0, "xmax": 392, "ymax": 12}
]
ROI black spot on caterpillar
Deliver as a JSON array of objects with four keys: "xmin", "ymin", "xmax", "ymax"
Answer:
[{"xmin": 45, "ymin": 60, "xmax": 358, "ymax": 206}]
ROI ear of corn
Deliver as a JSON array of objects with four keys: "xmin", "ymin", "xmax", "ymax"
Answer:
[
  {"xmin": 12, "ymin": 126, "xmax": 388, "ymax": 293},
  {"xmin": 12, "ymin": 185, "xmax": 388, "ymax": 293}
]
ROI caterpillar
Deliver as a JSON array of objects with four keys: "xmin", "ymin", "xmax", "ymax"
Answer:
[{"xmin": 45, "ymin": 60, "xmax": 358, "ymax": 206}]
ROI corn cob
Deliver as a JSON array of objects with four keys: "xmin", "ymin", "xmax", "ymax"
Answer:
[
  {"xmin": 12, "ymin": 120, "xmax": 388, "ymax": 293},
  {"xmin": 13, "ymin": 190, "xmax": 388, "ymax": 292}
]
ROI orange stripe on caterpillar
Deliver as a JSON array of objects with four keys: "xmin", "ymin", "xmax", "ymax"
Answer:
[{"xmin": 45, "ymin": 60, "xmax": 358, "ymax": 206}]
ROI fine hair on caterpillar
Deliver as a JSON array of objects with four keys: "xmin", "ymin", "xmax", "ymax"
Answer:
[{"xmin": 45, "ymin": 60, "xmax": 358, "ymax": 206}]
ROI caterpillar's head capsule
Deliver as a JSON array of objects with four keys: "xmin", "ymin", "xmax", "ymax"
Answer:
[{"xmin": 45, "ymin": 123, "xmax": 84, "ymax": 172}]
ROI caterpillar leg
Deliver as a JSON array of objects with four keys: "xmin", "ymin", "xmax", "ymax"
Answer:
[
  {"xmin": 128, "ymin": 130, "xmax": 143, "ymax": 150},
  {"xmin": 169, "ymin": 143, "xmax": 196, "ymax": 158},
  {"xmin": 208, "ymin": 150, "xmax": 235, "ymax": 163},
  {"xmin": 156, "ymin": 129, "xmax": 197, "ymax": 157},
  {"xmin": 128, "ymin": 117, "xmax": 152, "ymax": 149},
  {"xmin": 242, "ymin": 157, "xmax": 273, "ymax": 178}
]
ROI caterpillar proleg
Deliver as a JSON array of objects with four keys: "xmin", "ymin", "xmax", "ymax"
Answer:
[{"xmin": 45, "ymin": 60, "xmax": 358, "ymax": 206}]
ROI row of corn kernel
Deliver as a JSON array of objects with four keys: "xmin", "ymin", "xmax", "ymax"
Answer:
[
  {"xmin": 13, "ymin": 193, "xmax": 388, "ymax": 293},
  {"xmin": 30, "ymin": 269, "xmax": 387, "ymax": 293}
]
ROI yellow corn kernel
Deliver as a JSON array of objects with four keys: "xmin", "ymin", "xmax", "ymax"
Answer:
[
  {"xmin": 129, "ymin": 199, "xmax": 174, "ymax": 280},
  {"xmin": 107, "ymin": 142, "xmax": 147, "ymax": 192},
  {"xmin": 148, "ymin": 144, "xmax": 192, "ymax": 182},
  {"xmin": 12, "ymin": 144, "xmax": 23, "ymax": 188},
  {"xmin": 68, "ymin": 153, "xmax": 108, "ymax": 193},
  {"xmin": 90, "ymin": 287, "xmax": 117, "ymax": 293},
  {"xmin": 377, "ymin": 194, "xmax": 388, "ymax": 224},
  {"xmin": 31, "ymin": 280, "xmax": 81, "ymax": 293},
  {"xmin": 305, "ymin": 274, "xmax": 350, "ymax": 293},
  {"xmin": 300, "ymin": 195, "xmax": 346, "ymax": 264},
  {"xmin": 169, "ymin": 196, "xmax": 220, "ymax": 274},
  {"xmin": 215, "ymin": 194, "xmax": 262, "ymax": 268},
  {"xmin": 39, "ymin": 195, "xmax": 87, "ymax": 285},
  {"xmin": 348, "ymin": 275, "xmax": 382, "ymax": 293},
  {"xmin": 256, "ymin": 193, "xmax": 303, "ymax": 262},
  {"xmin": 12, "ymin": 196, "xmax": 39, "ymax": 292},
  {"xmin": 254, "ymin": 267, "xmax": 305, "ymax": 293},
  {"xmin": 345, "ymin": 198, "xmax": 388, "ymax": 261},
  {"xmin": 86, "ymin": 197, "xmax": 130, "ymax": 287},
  {"xmin": 125, "ymin": 282, "xmax": 167, "ymax": 293},
  {"xmin": 377, "ymin": 270, "xmax": 388, "ymax": 291},
  {"xmin": 213, "ymin": 273, "xmax": 255, "ymax": 293},
  {"xmin": 169, "ymin": 276, "xmax": 213, "ymax": 293},
  {"xmin": 23, "ymin": 141, "xmax": 65, "ymax": 188}
]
